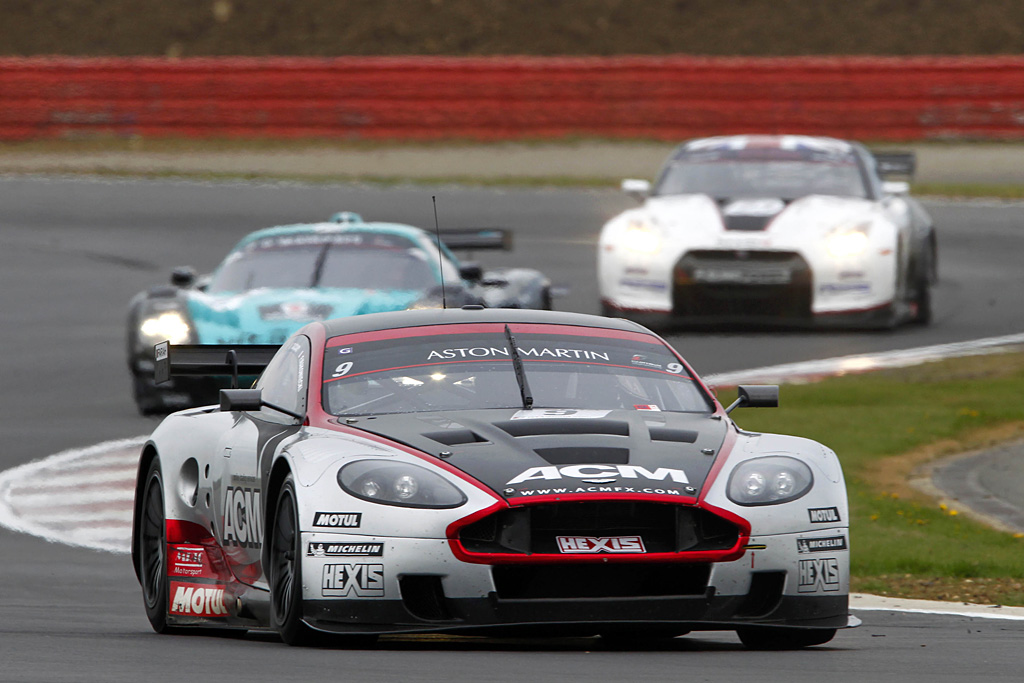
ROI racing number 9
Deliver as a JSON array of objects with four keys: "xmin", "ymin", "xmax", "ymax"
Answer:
[
  {"xmin": 332, "ymin": 362, "xmax": 353, "ymax": 378},
  {"xmin": 666, "ymin": 363, "xmax": 684, "ymax": 374}
]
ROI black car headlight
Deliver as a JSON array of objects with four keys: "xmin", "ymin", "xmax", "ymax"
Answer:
[
  {"xmin": 338, "ymin": 460, "xmax": 467, "ymax": 509},
  {"xmin": 727, "ymin": 456, "xmax": 813, "ymax": 506}
]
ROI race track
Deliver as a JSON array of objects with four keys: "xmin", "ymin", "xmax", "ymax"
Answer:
[{"xmin": 2, "ymin": 176, "xmax": 1024, "ymax": 682}]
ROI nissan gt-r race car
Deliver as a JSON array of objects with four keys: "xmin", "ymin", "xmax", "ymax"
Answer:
[
  {"xmin": 131, "ymin": 306, "xmax": 857, "ymax": 649},
  {"xmin": 127, "ymin": 212, "xmax": 552, "ymax": 414},
  {"xmin": 598, "ymin": 135, "xmax": 937, "ymax": 329}
]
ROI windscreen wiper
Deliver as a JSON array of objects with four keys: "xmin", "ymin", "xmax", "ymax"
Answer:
[{"xmin": 504, "ymin": 324, "xmax": 533, "ymax": 410}]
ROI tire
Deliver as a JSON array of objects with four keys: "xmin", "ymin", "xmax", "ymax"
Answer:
[
  {"xmin": 270, "ymin": 475, "xmax": 322, "ymax": 646},
  {"xmin": 540, "ymin": 286, "xmax": 553, "ymax": 311},
  {"xmin": 910, "ymin": 252, "xmax": 933, "ymax": 326},
  {"xmin": 132, "ymin": 374, "xmax": 167, "ymax": 416},
  {"xmin": 737, "ymin": 627, "xmax": 836, "ymax": 650},
  {"xmin": 139, "ymin": 457, "xmax": 178, "ymax": 633}
]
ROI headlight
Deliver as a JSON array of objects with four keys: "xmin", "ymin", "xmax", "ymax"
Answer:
[
  {"xmin": 139, "ymin": 311, "xmax": 191, "ymax": 344},
  {"xmin": 727, "ymin": 456, "xmax": 813, "ymax": 506},
  {"xmin": 826, "ymin": 224, "xmax": 870, "ymax": 259},
  {"xmin": 337, "ymin": 460, "xmax": 467, "ymax": 509},
  {"xmin": 623, "ymin": 221, "xmax": 662, "ymax": 254}
]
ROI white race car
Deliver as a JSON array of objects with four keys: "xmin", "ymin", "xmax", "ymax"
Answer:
[{"xmin": 598, "ymin": 135, "xmax": 937, "ymax": 328}]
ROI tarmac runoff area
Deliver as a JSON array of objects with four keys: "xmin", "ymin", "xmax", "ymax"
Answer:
[
  {"xmin": 2, "ymin": 335, "xmax": 1024, "ymax": 620},
  {"xmin": 0, "ymin": 141, "xmax": 1023, "ymax": 185}
]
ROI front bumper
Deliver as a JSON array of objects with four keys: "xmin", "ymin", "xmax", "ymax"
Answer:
[{"xmin": 299, "ymin": 531, "xmax": 854, "ymax": 635}]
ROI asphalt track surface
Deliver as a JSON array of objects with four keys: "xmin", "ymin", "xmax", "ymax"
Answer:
[{"xmin": 2, "ymin": 176, "xmax": 1024, "ymax": 682}]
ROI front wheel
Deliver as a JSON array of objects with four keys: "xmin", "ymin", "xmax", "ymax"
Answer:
[
  {"xmin": 737, "ymin": 627, "xmax": 836, "ymax": 650},
  {"xmin": 270, "ymin": 475, "xmax": 322, "ymax": 646},
  {"xmin": 139, "ymin": 457, "xmax": 177, "ymax": 633}
]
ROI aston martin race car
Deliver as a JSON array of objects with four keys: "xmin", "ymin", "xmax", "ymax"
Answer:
[
  {"xmin": 127, "ymin": 212, "xmax": 552, "ymax": 414},
  {"xmin": 131, "ymin": 306, "xmax": 857, "ymax": 649},
  {"xmin": 598, "ymin": 135, "xmax": 937, "ymax": 329}
]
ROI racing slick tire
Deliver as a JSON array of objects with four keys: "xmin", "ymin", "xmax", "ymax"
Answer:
[
  {"xmin": 737, "ymin": 627, "xmax": 836, "ymax": 650},
  {"xmin": 139, "ymin": 457, "xmax": 181, "ymax": 634},
  {"xmin": 270, "ymin": 475, "xmax": 322, "ymax": 646},
  {"xmin": 910, "ymin": 250, "xmax": 934, "ymax": 326}
]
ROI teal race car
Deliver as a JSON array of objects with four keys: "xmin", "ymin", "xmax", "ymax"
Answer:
[{"xmin": 126, "ymin": 212, "xmax": 552, "ymax": 414}]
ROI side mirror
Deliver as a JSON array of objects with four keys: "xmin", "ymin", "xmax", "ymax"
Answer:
[
  {"xmin": 882, "ymin": 180, "xmax": 910, "ymax": 196},
  {"xmin": 621, "ymin": 178, "xmax": 651, "ymax": 202},
  {"xmin": 220, "ymin": 388, "xmax": 263, "ymax": 412},
  {"xmin": 725, "ymin": 385, "xmax": 779, "ymax": 413},
  {"xmin": 459, "ymin": 262, "xmax": 484, "ymax": 282},
  {"xmin": 170, "ymin": 266, "xmax": 197, "ymax": 288}
]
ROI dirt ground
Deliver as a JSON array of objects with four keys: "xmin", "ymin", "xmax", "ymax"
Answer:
[{"xmin": 5, "ymin": 0, "xmax": 1024, "ymax": 57}]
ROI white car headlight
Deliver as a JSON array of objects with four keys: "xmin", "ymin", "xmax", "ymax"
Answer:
[
  {"xmin": 338, "ymin": 460, "xmax": 467, "ymax": 509},
  {"xmin": 826, "ymin": 223, "xmax": 870, "ymax": 259},
  {"xmin": 727, "ymin": 456, "xmax": 813, "ymax": 506},
  {"xmin": 623, "ymin": 221, "xmax": 662, "ymax": 254},
  {"xmin": 139, "ymin": 311, "xmax": 191, "ymax": 344}
]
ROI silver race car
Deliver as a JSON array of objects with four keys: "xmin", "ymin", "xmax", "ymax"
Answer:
[
  {"xmin": 131, "ymin": 307, "xmax": 857, "ymax": 648},
  {"xmin": 599, "ymin": 135, "xmax": 937, "ymax": 328}
]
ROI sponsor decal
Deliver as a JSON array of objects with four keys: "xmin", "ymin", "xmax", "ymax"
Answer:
[
  {"xmin": 169, "ymin": 545, "xmax": 207, "ymax": 577},
  {"xmin": 634, "ymin": 404, "xmax": 660, "ymax": 411},
  {"xmin": 630, "ymin": 354, "xmax": 662, "ymax": 370},
  {"xmin": 556, "ymin": 535, "xmax": 646, "ymax": 553},
  {"xmin": 798, "ymin": 558, "xmax": 841, "ymax": 593},
  {"xmin": 723, "ymin": 198, "xmax": 785, "ymax": 217},
  {"xmin": 337, "ymin": 347, "xmax": 353, "ymax": 355},
  {"xmin": 509, "ymin": 409, "xmax": 610, "ymax": 420},
  {"xmin": 692, "ymin": 267, "xmax": 791, "ymax": 285},
  {"xmin": 223, "ymin": 487, "xmax": 262, "ymax": 549},
  {"xmin": 513, "ymin": 485, "xmax": 683, "ymax": 497},
  {"xmin": 507, "ymin": 464, "xmax": 689, "ymax": 486},
  {"xmin": 425, "ymin": 347, "xmax": 611, "ymax": 361},
  {"xmin": 808, "ymin": 507, "xmax": 841, "ymax": 524},
  {"xmin": 308, "ymin": 542, "xmax": 384, "ymax": 557},
  {"xmin": 169, "ymin": 581, "xmax": 228, "ymax": 617},
  {"xmin": 797, "ymin": 536, "xmax": 848, "ymax": 554},
  {"xmin": 154, "ymin": 341, "xmax": 168, "ymax": 362},
  {"xmin": 619, "ymin": 279, "xmax": 667, "ymax": 291},
  {"xmin": 321, "ymin": 563, "xmax": 385, "ymax": 597},
  {"xmin": 313, "ymin": 512, "xmax": 362, "ymax": 528},
  {"xmin": 819, "ymin": 282, "xmax": 871, "ymax": 294}
]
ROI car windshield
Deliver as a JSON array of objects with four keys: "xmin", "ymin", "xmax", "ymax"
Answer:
[
  {"xmin": 206, "ymin": 232, "xmax": 440, "ymax": 294},
  {"xmin": 655, "ymin": 150, "xmax": 867, "ymax": 200},
  {"xmin": 322, "ymin": 324, "xmax": 713, "ymax": 416}
]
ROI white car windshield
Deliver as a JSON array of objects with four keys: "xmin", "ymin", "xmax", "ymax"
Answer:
[
  {"xmin": 322, "ymin": 324, "xmax": 713, "ymax": 416},
  {"xmin": 656, "ymin": 151, "xmax": 867, "ymax": 200}
]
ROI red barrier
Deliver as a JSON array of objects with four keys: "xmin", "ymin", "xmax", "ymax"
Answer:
[{"xmin": 2, "ymin": 56, "xmax": 1024, "ymax": 141}]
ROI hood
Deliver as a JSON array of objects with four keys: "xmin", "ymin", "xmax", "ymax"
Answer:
[
  {"xmin": 187, "ymin": 287, "xmax": 422, "ymax": 345},
  {"xmin": 346, "ymin": 408, "xmax": 729, "ymax": 501}
]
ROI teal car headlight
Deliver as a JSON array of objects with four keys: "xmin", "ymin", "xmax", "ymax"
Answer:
[
  {"xmin": 139, "ymin": 311, "xmax": 192, "ymax": 344},
  {"xmin": 727, "ymin": 456, "xmax": 813, "ymax": 506},
  {"xmin": 338, "ymin": 460, "xmax": 467, "ymax": 509}
]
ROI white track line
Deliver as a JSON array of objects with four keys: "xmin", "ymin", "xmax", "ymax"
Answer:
[{"xmin": 0, "ymin": 436, "xmax": 146, "ymax": 554}]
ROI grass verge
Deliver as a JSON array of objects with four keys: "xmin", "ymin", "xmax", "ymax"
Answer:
[{"xmin": 727, "ymin": 351, "xmax": 1024, "ymax": 605}]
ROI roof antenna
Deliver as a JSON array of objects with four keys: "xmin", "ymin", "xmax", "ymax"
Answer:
[{"xmin": 431, "ymin": 195, "xmax": 447, "ymax": 309}]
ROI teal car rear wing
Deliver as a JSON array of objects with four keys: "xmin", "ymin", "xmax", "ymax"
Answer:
[
  {"xmin": 439, "ymin": 228, "xmax": 513, "ymax": 251},
  {"xmin": 154, "ymin": 341, "xmax": 279, "ymax": 387}
]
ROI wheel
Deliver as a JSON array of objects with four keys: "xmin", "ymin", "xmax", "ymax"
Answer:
[
  {"xmin": 132, "ymin": 374, "xmax": 167, "ymax": 416},
  {"xmin": 139, "ymin": 457, "xmax": 178, "ymax": 633},
  {"xmin": 540, "ymin": 286, "xmax": 553, "ymax": 311},
  {"xmin": 270, "ymin": 475, "xmax": 316, "ymax": 645},
  {"xmin": 910, "ymin": 250, "xmax": 933, "ymax": 326},
  {"xmin": 737, "ymin": 627, "xmax": 836, "ymax": 650}
]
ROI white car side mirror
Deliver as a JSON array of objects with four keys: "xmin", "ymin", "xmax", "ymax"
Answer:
[
  {"xmin": 882, "ymin": 180, "xmax": 910, "ymax": 196},
  {"xmin": 621, "ymin": 178, "xmax": 651, "ymax": 202}
]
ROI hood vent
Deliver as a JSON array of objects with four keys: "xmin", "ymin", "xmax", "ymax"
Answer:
[
  {"xmin": 648, "ymin": 427, "xmax": 698, "ymax": 443},
  {"xmin": 422, "ymin": 429, "xmax": 490, "ymax": 446},
  {"xmin": 534, "ymin": 447, "xmax": 629, "ymax": 465},
  {"xmin": 494, "ymin": 418, "xmax": 629, "ymax": 437}
]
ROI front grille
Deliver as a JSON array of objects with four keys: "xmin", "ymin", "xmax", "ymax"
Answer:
[
  {"xmin": 458, "ymin": 501, "xmax": 740, "ymax": 555},
  {"xmin": 492, "ymin": 563, "xmax": 711, "ymax": 599},
  {"xmin": 674, "ymin": 250, "xmax": 812, "ymax": 319}
]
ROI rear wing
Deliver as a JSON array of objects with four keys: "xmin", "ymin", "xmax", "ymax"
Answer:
[
  {"xmin": 153, "ymin": 341, "xmax": 279, "ymax": 387},
  {"xmin": 439, "ymin": 228, "xmax": 513, "ymax": 251},
  {"xmin": 872, "ymin": 152, "xmax": 916, "ymax": 179}
]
